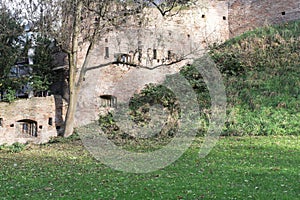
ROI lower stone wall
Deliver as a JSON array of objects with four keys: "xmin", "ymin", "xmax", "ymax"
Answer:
[{"xmin": 0, "ymin": 95, "xmax": 66, "ymax": 145}]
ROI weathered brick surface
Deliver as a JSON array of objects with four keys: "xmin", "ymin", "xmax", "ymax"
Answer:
[
  {"xmin": 0, "ymin": 96, "xmax": 66, "ymax": 145},
  {"xmin": 75, "ymin": 0, "xmax": 300, "ymax": 127},
  {"xmin": 75, "ymin": 1, "xmax": 230, "ymax": 126},
  {"xmin": 2, "ymin": 0, "xmax": 300, "ymax": 143},
  {"xmin": 229, "ymin": 0, "xmax": 300, "ymax": 37}
]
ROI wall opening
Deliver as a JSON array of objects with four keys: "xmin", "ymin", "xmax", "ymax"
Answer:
[
  {"xmin": 105, "ymin": 47, "xmax": 109, "ymax": 58},
  {"xmin": 16, "ymin": 119, "xmax": 37, "ymax": 137},
  {"xmin": 223, "ymin": 16, "xmax": 227, "ymax": 20},
  {"xmin": 100, "ymin": 95, "xmax": 117, "ymax": 108},
  {"xmin": 282, "ymin": 12, "xmax": 286, "ymax": 15},
  {"xmin": 0, "ymin": 118, "xmax": 3, "ymax": 127},
  {"xmin": 138, "ymin": 49, "xmax": 142, "ymax": 63},
  {"xmin": 48, "ymin": 118, "xmax": 53, "ymax": 126},
  {"xmin": 153, "ymin": 49, "xmax": 157, "ymax": 59},
  {"xmin": 202, "ymin": 14, "xmax": 205, "ymax": 18},
  {"xmin": 167, "ymin": 50, "xmax": 172, "ymax": 60},
  {"xmin": 10, "ymin": 124, "xmax": 14, "ymax": 127}
]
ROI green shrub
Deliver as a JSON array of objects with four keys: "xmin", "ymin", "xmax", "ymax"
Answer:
[{"xmin": 3, "ymin": 88, "xmax": 16, "ymax": 103}]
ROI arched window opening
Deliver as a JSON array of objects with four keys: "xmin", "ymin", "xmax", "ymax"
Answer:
[{"xmin": 16, "ymin": 119, "xmax": 37, "ymax": 137}]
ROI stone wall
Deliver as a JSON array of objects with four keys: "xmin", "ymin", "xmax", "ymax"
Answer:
[
  {"xmin": 228, "ymin": 0, "xmax": 300, "ymax": 37},
  {"xmin": 0, "ymin": 95, "xmax": 66, "ymax": 145},
  {"xmin": 74, "ymin": 0, "xmax": 230, "ymax": 126},
  {"xmin": 74, "ymin": 0, "xmax": 300, "ymax": 127},
  {"xmin": 2, "ymin": 0, "xmax": 300, "ymax": 142}
]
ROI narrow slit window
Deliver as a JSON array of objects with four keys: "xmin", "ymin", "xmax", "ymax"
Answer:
[
  {"xmin": 153, "ymin": 49, "xmax": 157, "ymax": 60},
  {"xmin": 167, "ymin": 50, "xmax": 172, "ymax": 60},
  {"xmin": 48, "ymin": 118, "xmax": 53, "ymax": 126},
  {"xmin": 138, "ymin": 49, "xmax": 142, "ymax": 63},
  {"xmin": 105, "ymin": 47, "xmax": 109, "ymax": 58},
  {"xmin": 0, "ymin": 118, "xmax": 3, "ymax": 127}
]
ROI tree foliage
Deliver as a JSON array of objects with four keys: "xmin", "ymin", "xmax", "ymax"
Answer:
[
  {"xmin": 0, "ymin": 8, "xmax": 23, "ymax": 92},
  {"xmin": 0, "ymin": 7, "xmax": 57, "ymax": 101}
]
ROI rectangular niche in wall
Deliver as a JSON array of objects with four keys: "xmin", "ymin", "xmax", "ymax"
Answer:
[
  {"xmin": 17, "ymin": 119, "xmax": 37, "ymax": 137},
  {"xmin": 153, "ymin": 49, "xmax": 157, "ymax": 60},
  {"xmin": 167, "ymin": 50, "xmax": 172, "ymax": 60},
  {"xmin": 105, "ymin": 47, "xmax": 109, "ymax": 58},
  {"xmin": 48, "ymin": 118, "xmax": 53, "ymax": 126}
]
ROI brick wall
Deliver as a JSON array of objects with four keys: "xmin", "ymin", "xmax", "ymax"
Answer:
[
  {"xmin": 229, "ymin": 0, "xmax": 300, "ymax": 37},
  {"xmin": 74, "ymin": 1, "xmax": 230, "ymax": 127},
  {"xmin": 2, "ymin": 0, "xmax": 300, "ymax": 142},
  {"xmin": 0, "ymin": 95, "xmax": 66, "ymax": 145}
]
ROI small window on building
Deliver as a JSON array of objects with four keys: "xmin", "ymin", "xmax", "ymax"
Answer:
[
  {"xmin": 105, "ymin": 47, "xmax": 109, "ymax": 58},
  {"xmin": 105, "ymin": 38, "xmax": 108, "ymax": 43},
  {"xmin": 138, "ymin": 49, "xmax": 142, "ymax": 63},
  {"xmin": 48, "ymin": 118, "xmax": 53, "ymax": 126},
  {"xmin": 39, "ymin": 125, "xmax": 43, "ymax": 129},
  {"xmin": 223, "ymin": 16, "xmax": 227, "ymax": 20},
  {"xmin": 16, "ymin": 119, "xmax": 37, "ymax": 137},
  {"xmin": 202, "ymin": 14, "xmax": 205, "ymax": 18},
  {"xmin": 167, "ymin": 50, "xmax": 172, "ymax": 60},
  {"xmin": 100, "ymin": 95, "xmax": 117, "ymax": 108},
  {"xmin": 153, "ymin": 49, "xmax": 157, "ymax": 60},
  {"xmin": 0, "ymin": 118, "xmax": 3, "ymax": 127},
  {"xmin": 187, "ymin": 34, "xmax": 190, "ymax": 38},
  {"xmin": 10, "ymin": 124, "xmax": 14, "ymax": 127},
  {"xmin": 282, "ymin": 12, "xmax": 286, "ymax": 15}
]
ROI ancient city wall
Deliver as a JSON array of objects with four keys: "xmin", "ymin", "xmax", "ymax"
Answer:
[
  {"xmin": 74, "ymin": 0, "xmax": 230, "ymax": 126},
  {"xmin": 2, "ymin": 0, "xmax": 300, "ymax": 142},
  {"xmin": 75, "ymin": 0, "xmax": 300, "ymax": 127},
  {"xmin": 229, "ymin": 0, "xmax": 300, "ymax": 37},
  {"xmin": 0, "ymin": 95, "xmax": 66, "ymax": 145}
]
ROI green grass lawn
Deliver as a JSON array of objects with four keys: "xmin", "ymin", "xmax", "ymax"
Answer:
[{"xmin": 0, "ymin": 136, "xmax": 299, "ymax": 199}]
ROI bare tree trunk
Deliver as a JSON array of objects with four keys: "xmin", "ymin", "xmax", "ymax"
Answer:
[{"xmin": 63, "ymin": 0, "xmax": 82, "ymax": 137}]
